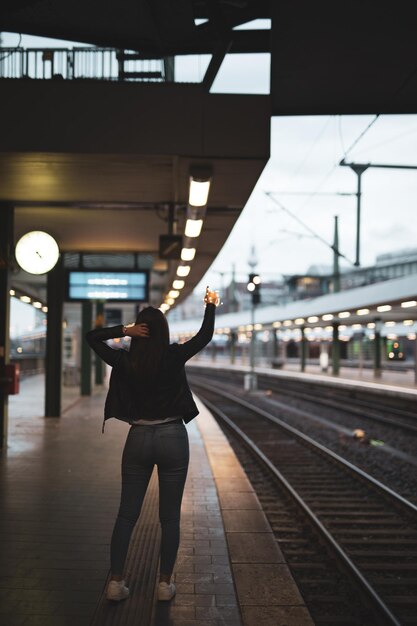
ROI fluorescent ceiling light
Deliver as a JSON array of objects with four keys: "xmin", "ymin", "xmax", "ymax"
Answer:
[
  {"xmin": 20, "ymin": 295, "xmax": 31, "ymax": 303},
  {"xmin": 385, "ymin": 321, "xmax": 395, "ymax": 326},
  {"xmin": 307, "ymin": 316, "xmax": 319, "ymax": 323},
  {"xmin": 356, "ymin": 308, "xmax": 369, "ymax": 315},
  {"xmin": 403, "ymin": 320, "xmax": 414, "ymax": 325},
  {"xmin": 322, "ymin": 313, "xmax": 333, "ymax": 321},
  {"xmin": 177, "ymin": 265, "xmax": 190, "ymax": 277},
  {"xmin": 181, "ymin": 248, "xmax": 196, "ymax": 261},
  {"xmin": 377, "ymin": 304, "xmax": 391, "ymax": 312},
  {"xmin": 42, "ymin": 306, "xmax": 48, "ymax": 313},
  {"xmin": 401, "ymin": 300, "xmax": 417, "ymax": 308},
  {"xmin": 33, "ymin": 301, "xmax": 42, "ymax": 308},
  {"xmin": 338, "ymin": 311, "xmax": 350, "ymax": 318},
  {"xmin": 189, "ymin": 179, "xmax": 211, "ymax": 207},
  {"xmin": 295, "ymin": 318, "xmax": 305, "ymax": 325},
  {"xmin": 283, "ymin": 320, "xmax": 292, "ymax": 326},
  {"xmin": 9, "ymin": 289, "xmax": 15, "ymax": 296},
  {"xmin": 185, "ymin": 219, "xmax": 203, "ymax": 238},
  {"xmin": 166, "ymin": 297, "xmax": 175, "ymax": 305},
  {"xmin": 168, "ymin": 290, "xmax": 180, "ymax": 299},
  {"xmin": 172, "ymin": 280, "xmax": 185, "ymax": 290}
]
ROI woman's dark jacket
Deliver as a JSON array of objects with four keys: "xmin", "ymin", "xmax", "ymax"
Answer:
[{"xmin": 85, "ymin": 303, "xmax": 215, "ymax": 432}]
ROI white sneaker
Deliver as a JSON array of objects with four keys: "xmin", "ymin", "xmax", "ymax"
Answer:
[
  {"xmin": 106, "ymin": 579, "xmax": 129, "ymax": 601},
  {"xmin": 157, "ymin": 581, "xmax": 176, "ymax": 601}
]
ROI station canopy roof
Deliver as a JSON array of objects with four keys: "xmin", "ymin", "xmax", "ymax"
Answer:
[
  {"xmin": 3, "ymin": 0, "xmax": 417, "ymax": 310},
  {"xmin": 169, "ymin": 275, "xmax": 417, "ymax": 335}
]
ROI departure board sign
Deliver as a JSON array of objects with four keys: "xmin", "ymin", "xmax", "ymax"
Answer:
[{"xmin": 66, "ymin": 271, "xmax": 149, "ymax": 302}]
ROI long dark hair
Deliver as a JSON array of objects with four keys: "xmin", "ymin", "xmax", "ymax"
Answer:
[{"xmin": 128, "ymin": 306, "xmax": 170, "ymax": 389}]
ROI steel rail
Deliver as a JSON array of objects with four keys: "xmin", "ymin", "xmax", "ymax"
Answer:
[
  {"xmin": 191, "ymin": 377, "xmax": 417, "ymax": 517},
  {"xmin": 195, "ymin": 389, "xmax": 402, "ymax": 626},
  {"xmin": 260, "ymin": 378, "xmax": 417, "ymax": 435}
]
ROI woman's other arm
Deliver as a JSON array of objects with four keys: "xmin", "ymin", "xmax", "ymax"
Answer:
[
  {"xmin": 85, "ymin": 323, "xmax": 149, "ymax": 366},
  {"xmin": 85, "ymin": 325, "xmax": 126, "ymax": 367}
]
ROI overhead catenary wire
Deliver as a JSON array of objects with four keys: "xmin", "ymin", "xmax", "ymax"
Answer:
[
  {"xmin": 340, "ymin": 114, "xmax": 380, "ymax": 159},
  {"xmin": 265, "ymin": 191, "xmax": 356, "ymax": 266}
]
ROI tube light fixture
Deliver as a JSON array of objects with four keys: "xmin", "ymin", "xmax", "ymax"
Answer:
[
  {"xmin": 377, "ymin": 304, "xmax": 391, "ymax": 312},
  {"xmin": 352, "ymin": 324, "xmax": 362, "ymax": 329},
  {"xmin": 185, "ymin": 219, "xmax": 203, "ymax": 238},
  {"xmin": 181, "ymin": 248, "xmax": 196, "ymax": 261},
  {"xmin": 403, "ymin": 320, "xmax": 414, "ymax": 326},
  {"xmin": 322, "ymin": 313, "xmax": 333, "ymax": 321},
  {"xmin": 307, "ymin": 316, "xmax": 319, "ymax": 323},
  {"xmin": 20, "ymin": 295, "xmax": 31, "ymax": 303},
  {"xmin": 189, "ymin": 180, "xmax": 211, "ymax": 207},
  {"xmin": 324, "ymin": 326, "xmax": 333, "ymax": 331},
  {"xmin": 295, "ymin": 318, "xmax": 305, "ymax": 325},
  {"xmin": 42, "ymin": 306, "xmax": 48, "ymax": 313},
  {"xmin": 283, "ymin": 320, "xmax": 292, "ymax": 326},
  {"xmin": 272, "ymin": 321, "xmax": 281, "ymax": 328},
  {"xmin": 172, "ymin": 279, "xmax": 185, "ymax": 290},
  {"xmin": 168, "ymin": 290, "xmax": 180, "ymax": 299},
  {"xmin": 401, "ymin": 300, "xmax": 417, "ymax": 308},
  {"xmin": 338, "ymin": 311, "xmax": 350, "ymax": 318},
  {"xmin": 33, "ymin": 301, "xmax": 42, "ymax": 308},
  {"xmin": 177, "ymin": 265, "xmax": 191, "ymax": 277},
  {"xmin": 385, "ymin": 321, "xmax": 395, "ymax": 326},
  {"xmin": 356, "ymin": 308, "xmax": 370, "ymax": 315}
]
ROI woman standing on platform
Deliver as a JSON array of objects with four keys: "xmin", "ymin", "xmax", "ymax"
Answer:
[{"xmin": 85, "ymin": 288, "xmax": 219, "ymax": 602}]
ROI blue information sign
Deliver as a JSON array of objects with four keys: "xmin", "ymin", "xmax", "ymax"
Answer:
[{"xmin": 67, "ymin": 271, "xmax": 149, "ymax": 302}]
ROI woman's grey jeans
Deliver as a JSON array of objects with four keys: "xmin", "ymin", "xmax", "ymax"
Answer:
[{"xmin": 110, "ymin": 420, "xmax": 189, "ymax": 577}]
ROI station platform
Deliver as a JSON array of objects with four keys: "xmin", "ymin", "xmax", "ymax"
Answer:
[
  {"xmin": 190, "ymin": 357, "xmax": 417, "ymax": 400},
  {"xmin": 0, "ymin": 376, "xmax": 313, "ymax": 626}
]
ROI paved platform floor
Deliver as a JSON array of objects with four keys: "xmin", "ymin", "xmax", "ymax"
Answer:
[{"xmin": 1, "ymin": 376, "xmax": 313, "ymax": 626}]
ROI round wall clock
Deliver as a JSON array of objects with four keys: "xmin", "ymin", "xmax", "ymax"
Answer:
[{"xmin": 15, "ymin": 231, "xmax": 60, "ymax": 275}]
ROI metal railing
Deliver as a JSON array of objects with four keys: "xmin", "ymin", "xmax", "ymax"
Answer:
[{"xmin": 0, "ymin": 47, "xmax": 166, "ymax": 81}]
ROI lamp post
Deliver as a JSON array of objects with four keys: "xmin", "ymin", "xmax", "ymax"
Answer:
[{"xmin": 374, "ymin": 318, "xmax": 382, "ymax": 379}]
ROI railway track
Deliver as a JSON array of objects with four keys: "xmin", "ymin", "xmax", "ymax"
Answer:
[
  {"xmin": 190, "ymin": 375, "xmax": 417, "ymax": 626},
  {"xmin": 194, "ymin": 367, "xmax": 417, "ymax": 436}
]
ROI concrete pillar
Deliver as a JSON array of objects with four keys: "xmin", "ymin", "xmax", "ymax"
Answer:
[
  {"xmin": 332, "ymin": 322, "xmax": 340, "ymax": 376},
  {"xmin": 81, "ymin": 301, "xmax": 92, "ymax": 395},
  {"xmin": 319, "ymin": 340, "xmax": 329, "ymax": 372},
  {"xmin": 94, "ymin": 301, "xmax": 104, "ymax": 385},
  {"xmin": 0, "ymin": 203, "xmax": 13, "ymax": 449},
  {"xmin": 45, "ymin": 255, "xmax": 65, "ymax": 416},
  {"xmin": 373, "ymin": 318, "xmax": 382, "ymax": 379}
]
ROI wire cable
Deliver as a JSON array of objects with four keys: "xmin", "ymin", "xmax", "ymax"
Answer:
[
  {"xmin": 342, "ymin": 114, "xmax": 380, "ymax": 159},
  {"xmin": 289, "ymin": 115, "xmax": 333, "ymax": 180},
  {"xmin": 265, "ymin": 191, "xmax": 356, "ymax": 266}
]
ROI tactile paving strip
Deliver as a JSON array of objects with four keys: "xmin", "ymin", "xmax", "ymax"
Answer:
[{"xmin": 90, "ymin": 468, "xmax": 160, "ymax": 626}]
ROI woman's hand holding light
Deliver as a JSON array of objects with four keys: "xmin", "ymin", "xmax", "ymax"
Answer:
[
  {"xmin": 124, "ymin": 323, "xmax": 149, "ymax": 338},
  {"xmin": 204, "ymin": 287, "xmax": 220, "ymax": 306}
]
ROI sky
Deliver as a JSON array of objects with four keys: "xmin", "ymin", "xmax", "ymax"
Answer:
[{"xmin": 3, "ymin": 26, "xmax": 417, "ymax": 324}]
